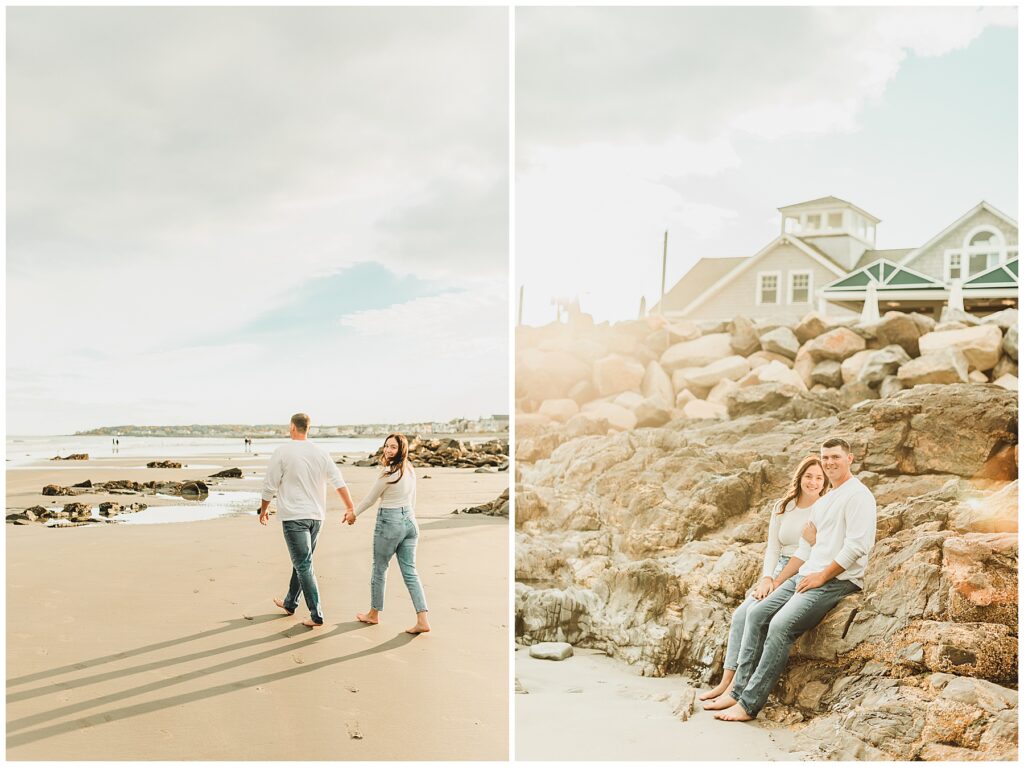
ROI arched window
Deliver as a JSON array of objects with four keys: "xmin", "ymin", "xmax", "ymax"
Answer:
[{"xmin": 962, "ymin": 226, "xmax": 1005, "ymax": 277}]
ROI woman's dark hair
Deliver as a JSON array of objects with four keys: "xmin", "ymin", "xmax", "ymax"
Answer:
[
  {"xmin": 380, "ymin": 433, "xmax": 410, "ymax": 484},
  {"xmin": 776, "ymin": 455, "xmax": 830, "ymax": 513}
]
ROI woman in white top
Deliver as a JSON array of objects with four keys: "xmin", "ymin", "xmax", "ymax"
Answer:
[
  {"xmin": 352, "ymin": 434, "xmax": 430, "ymax": 634},
  {"xmin": 699, "ymin": 455, "xmax": 828, "ymax": 708}
]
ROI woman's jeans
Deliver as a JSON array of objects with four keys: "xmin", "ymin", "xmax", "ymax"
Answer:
[
  {"xmin": 723, "ymin": 555, "xmax": 790, "ymax": 670},
  {"xmin": 730, "ymin": 575, "xmax": 860, "ymax": 717},
  {"xmin": 282, "ymin": 518, "xmax": 323, "ymax": 624},
  {"xmin": 370, "ymin": 506, "xmax": 428, "ymax": 613}
]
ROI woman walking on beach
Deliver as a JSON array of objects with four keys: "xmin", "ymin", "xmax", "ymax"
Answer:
[
  {"xmin": 352, "ymin": 433, "xmax": 430, "ymax": 634},
  {"xmin": 700, "ymin": 455, "xmax": 828, "ymax": 709}
]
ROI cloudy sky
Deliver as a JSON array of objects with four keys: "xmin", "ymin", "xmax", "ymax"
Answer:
[
  {"xmin": 517, "ymin": 6, "xmax": 1018, "ymax": 323},
  {"xmin": 7, "ymin": 7, "xmax": 508, "ymax": 435}
]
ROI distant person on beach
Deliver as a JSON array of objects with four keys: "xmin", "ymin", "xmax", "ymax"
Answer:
[
  {"xmin": 699, "ymin": 455, "xmax": 827, "ymax": 709},
  {"xmin": 711, "ymin": 438, "xmax": 876, "ymax": 722},
  {"xmin": 351, "ymin": 433, "xmax": 431, "ymax": 635},
  {"xmin": 259, "ymin": 412, "xmax": 356, "ymax": 627}
]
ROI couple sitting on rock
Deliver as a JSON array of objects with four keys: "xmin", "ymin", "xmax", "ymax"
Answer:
[{"xmin": 700, "ymin": 437, "xmax": 876, "ymax": 721}]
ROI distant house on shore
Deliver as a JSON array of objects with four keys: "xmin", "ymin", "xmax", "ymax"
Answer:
[{"xmin": 655, "ymin": 197, "xmax": 1018, "ymax": 321}]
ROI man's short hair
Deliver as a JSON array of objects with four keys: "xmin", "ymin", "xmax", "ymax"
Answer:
[
  {"xmin": 290, "ymin": 413, "xmax": 311, "ymax": 433},
  {"xmin": 821, "ymin": 437, "xmax": 852, "ymax": 454}
]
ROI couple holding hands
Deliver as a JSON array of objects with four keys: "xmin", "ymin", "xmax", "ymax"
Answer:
[{"xmin": 258, "ymin": 413, "xmax": 430, "ymax": 635}]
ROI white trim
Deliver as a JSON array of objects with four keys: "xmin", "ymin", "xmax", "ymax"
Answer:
[
  {"xmin": 963, "ymin": 224, "xmax": 1005, "ymax": 250},
  {"xmin": 756, "ymin": 270, "xmax": 782, "ymax": 306},
  {"xmin": 679, "ymin": 234, "xmax": 846, "ymax": 317},
  {"xmin": 900, "ymin": 201, "xmax": 1020, "ymax": 267},
  {"xmin": 788, "ymin": 269, "xmax": 813, "ymax": 304}
]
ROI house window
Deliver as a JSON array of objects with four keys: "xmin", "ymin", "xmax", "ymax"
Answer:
[
  {"xmin": 784, "ymin": 216, "xmax": 800, "ymax": 233},
  {"xmin": 805, "ymin": 214, "xmax": 821, "ymax": 230},
  {"xmin": 789, "ymin": 271, "xmax": 811, "ymax": 303},
  {"xmin": 969, "ymin": 251, "xmax": 1000, "ymax": 276},
  {"xmin": 948, "ymin": 253, "xmax": 962, "ymax": 281},
  {"xmin": 757, "ymin": 272, "xmax": 780, "ymax": 305},
  {"xmin": 827, "ymin": 212, "xmax": 843, "ymax": 229}
]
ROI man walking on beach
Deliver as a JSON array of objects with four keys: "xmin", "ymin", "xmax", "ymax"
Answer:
[
  {"xmin": 712, "ymin": 437, "xmax": 876, "ymax": 721},
  {"xmin": 259, "ymin": 413, "xmax": 356, "ymax": 627}
]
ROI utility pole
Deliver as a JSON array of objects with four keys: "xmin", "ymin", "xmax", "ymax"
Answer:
[{"xmin": 659, "ymin": 230, "xmax": 668, "ymax": 315}]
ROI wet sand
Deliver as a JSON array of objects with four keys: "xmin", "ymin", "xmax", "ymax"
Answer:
[
  {"xmin": 515, "ymin": 647, "xmax": 796, "ymax": 761},
  {"xmin": 6, "ymin": 452, "xmax": 509, "ymax": 760}
]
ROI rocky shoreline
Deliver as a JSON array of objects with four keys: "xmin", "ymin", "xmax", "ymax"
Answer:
[
  {"xmin": 350, "ymin": 437, "xmax": 509, "ymax": 471},
  {"xmin": 515, "ymin": 309, "xmax": 1018, "ymax": 761}
]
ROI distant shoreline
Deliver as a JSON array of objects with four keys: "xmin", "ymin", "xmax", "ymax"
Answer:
[{"xmin": 15, "ymin": 430, "xmax": 508, "ymax": 441}]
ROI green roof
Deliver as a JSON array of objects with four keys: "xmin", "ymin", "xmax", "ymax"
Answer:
[
  {"xmin": 822, "ymin": 259, "xmax": 946, "ymax": 293},
  {"xmin": 963, "ymin": 258, "xmax": 1019, "ymax": 288}
]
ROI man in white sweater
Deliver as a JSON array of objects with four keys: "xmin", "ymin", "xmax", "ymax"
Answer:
[
  {"xmin": 715, "ymin": 437, "xmax": 876, "ymax": 721},
  {"xmin": 259, "ymin": 413, "xmax": 356, "ymax": 627}
]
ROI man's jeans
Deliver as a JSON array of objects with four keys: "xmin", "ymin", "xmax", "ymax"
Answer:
[
  {"xmin": 730, "ymin": 575, "xmax": 860, "ymax": 717},
  {"xmin": 723, "ymin": 555, "xmax": 790, "ymax": 670},
  {"xmin": 371, "ymin": 507, "xmax": 428, "ymax": 613},
  {"xmin": 282, "ymin": 519, "xmax": 323, "ymax": 624}
]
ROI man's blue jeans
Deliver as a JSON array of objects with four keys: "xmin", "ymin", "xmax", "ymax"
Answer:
[
  {"xmin": 282, "ymin": 518, "xmax": 323, "ymax": 624},
  {"xmin": 723, "ymin": 555, "xmax": 790, "ymax": 670},
  {"xmin": 370, "ymin": 507, "xmax": 428, "ymax": 613},
  {"xmin": 730, "ymin": 575, "xmax": 860, "ymax": 717}
]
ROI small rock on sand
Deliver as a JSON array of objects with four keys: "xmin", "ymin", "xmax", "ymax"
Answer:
[{"xmin": 529, "ymin": 642, "xmax": 574, "ymax": 661}]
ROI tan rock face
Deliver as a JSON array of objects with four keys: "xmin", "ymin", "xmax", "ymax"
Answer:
[
  {"xmin": 538, "ymin": 399, "xmax": 579, "ymax": 422},
  {"xmin": 516, "ymin": 376, "xmax": 1018, "ymax": 761},
  {"xmin": 641, "ymin": 361, "xmax": 674, "ymax": 408},
  {"xmin": 918, "ymin": 324, "xmax": 1004, "ymax": 372},
  {"xmin": 679, "ymin": 355, "xmax": 751, "ymax": 389},
  {"xmin": 897, "ymin": 348, "xmax": 970, "ymax": 386}
]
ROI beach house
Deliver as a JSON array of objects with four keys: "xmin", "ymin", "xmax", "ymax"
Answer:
[{"xmin": 656, "ymin": 197, "xmax": 1018, "ymax": 322}]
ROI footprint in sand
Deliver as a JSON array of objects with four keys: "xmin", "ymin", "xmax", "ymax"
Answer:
[
  {"xmin": 255, "ymin": 686, "xmax": 268, "ymax": 694},
  {"xmin": 346, "ymin": 722, "xmax": 363, "ymax": 740},
  {"xmin": 37, "ymin": 648, "xmax": 48, "ymax": 656},
  {"xmin": 292, "ymin": 655, "xmax": 304, "ymax": 664}
]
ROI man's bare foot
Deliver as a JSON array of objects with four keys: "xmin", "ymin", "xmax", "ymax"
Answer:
[
  {"xmin": 698, "ymin": 679, "xmax": 731, "ymax": 701},
  {"xmin": 406, "ymin": 613, "xmax": 430, "ymax": 634},
  {"xmin": 703, "ymin": 693, "xmax": 738, "ymax": 711},
  {"xmin": 273, "ymin": 598, "xmax": 294, "ymax": 616},
  {"xmin": 714, "ymin": 703, "xmax": 754, "ymax": 721},
  {"xmin": 356, "ymin": 611, "xmax": 379, "ymax": 625},
  {"xmin": 301, "ymin": 619, "xmax": 323, "ymax": 628}
]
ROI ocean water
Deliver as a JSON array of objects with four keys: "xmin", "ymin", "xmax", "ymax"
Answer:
[{"xmin": 5, "ymin": 435, "xmax": 388, "ymax": 467}]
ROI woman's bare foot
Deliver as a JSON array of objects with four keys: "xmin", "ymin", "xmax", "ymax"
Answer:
[
  {"xmin": 698, "ymin": 672, "xmax": 734, "ymax": 701},
  {"xmin": 703, "ymin": 693, "xmax": 738, "ymax": 711},
  {"xmin": 356, "ymin": 610, "xmax": 379, "ymax": 625},
  {"xmin": 714, "ymin": 703, "xmax": 754, "ymax": 721},
  {"xmin": 273, "ymin": 598, "xmax": 294, "ymax": 616},
  {"xmin": 406, "ymin": 613, "xmax": 430, "ymax": 634},
  {"xmin": 301, "ymin": 619, "xmax": 323, "ymax": 628}
]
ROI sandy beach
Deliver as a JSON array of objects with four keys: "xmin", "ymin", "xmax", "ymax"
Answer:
[
  {"xmin": 515, "ymin": 648, "xmax": 796, "ymax": 761},
  {"xmin": 6, "ymin": 449, "xmax": 509, "ymax": 760}
]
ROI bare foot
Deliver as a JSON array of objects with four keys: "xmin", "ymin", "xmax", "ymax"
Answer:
[
  {"xmin": 703, "ymin": 693, "xmax": 738, "ymax": 711},
  {"xmin": 698, "ymin": 679, "xmax": 731, "ymax": 701},
  {"xmin": 356, "ymin": 611, "xmax": 379, "ymax": 625},
  {"xmin": 405, "ymin": 621, "xmax": 431, "ymax": 635},
  {"xmin": 301, "ymin": 619, "xmax": 323, "ymax": 628},
  {"xmin": 273, "ymin": 598, "xmax": 294, "ymax": 616},
  {"xmin": 714, "ymin": 703, "xmax": 754, "ymax": 721}
]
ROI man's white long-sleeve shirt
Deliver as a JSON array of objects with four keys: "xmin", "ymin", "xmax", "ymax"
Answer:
[
  {"xmin": 261, "ymin": 440, "xmax": 347, "ymax": 522},
  {"xmin": 793, "ymin": 475, "xmax": 876, "ymax": 588}
]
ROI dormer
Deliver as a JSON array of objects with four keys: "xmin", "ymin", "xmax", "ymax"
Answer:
[{"xmin": 779, "ymin": 196, "xmax": 880, "ymax": 271}]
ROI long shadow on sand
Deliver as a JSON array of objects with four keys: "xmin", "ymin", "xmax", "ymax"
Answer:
[
  {"xmin": 6, "ymin": 614, "xmax": 281, "ymax": 687},
  {"xmin": 8, "ymin": 614, "xmax": 319, "ymax": 705},
  {"xmin": 7, "ymin": 631, "xmax": 417, "ymax": 749},
  {"xmin": 7, "ymin": 618, "xmax": 367, "ymax": 734}
]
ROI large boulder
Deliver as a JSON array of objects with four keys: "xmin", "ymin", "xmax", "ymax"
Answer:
[
  {"xmin": 861, "ymin": 311, "xmax": 935, "ymax": 357},
  {"xmin": 918, "ymin": 324, "xmax": 1004, "ymax": 372},
  {"xmin": 794, "ymin": 312, "xmax": 830, "ymax": 344},
  {"xmin": 897, "ymin": 348, "xmax": 970, "ymax": 387},
  {"xmin": 857, "ymin": 345, "xmax": 912, "ymax": 387},
  {"xmin": 759, "ymin": 326, "xmax": 800, "ymax": 359},
  {"xmin": 538, "ymin": 399, "xmax": 580, "ymax": 422},
  {"xmin": 660, "ymin": 333, "xmax": 733, "ymax": 372},
  {"xmin": 518, "ymin": 348, "xmax": 591, "ymax": 401},
  {"xmin": 810, "ymin": 360, "xmax": 843, "ymax": 388},
  {"xmin": 805, "ymin": 327, "xmax": 867, "ymax": 362},
  {"xmin": 1003, "ymin": 325, "xmax": 1018, "ymax": 361},
  {"xmin": 593, "ymin": 354, "xmax": 646, "ymax": 397},
  {"xmin": 679, "ymin": 355, "xmax": 751, "ymax": 389},
  {"xmin": 729, "ymin": 316, "xmax": 761, "ymax": 356},
  {"xmin": 577, "ymin": 402, "xmax": 637, "ymax": 432},
  {"xmin": 641, "ymin": 361, "xmax": 674, "ymax": 407}
]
